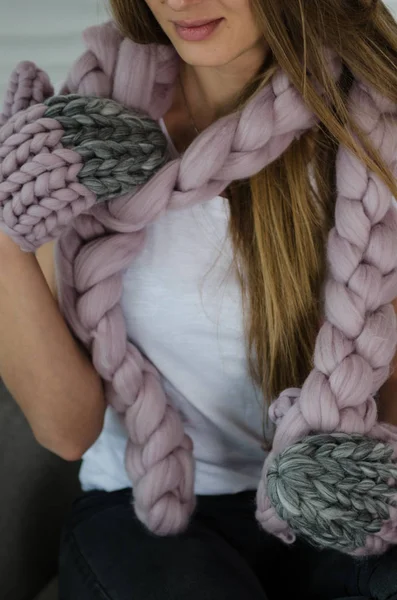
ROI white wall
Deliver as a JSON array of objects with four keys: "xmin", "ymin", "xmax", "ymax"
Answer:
[
  {"xmin": 0, "ymin": 0, "xmax": 397, "ymax": 101},
  {"xmin": 0, "ymin": 0, "xmax": 109, "ymax": 99}
]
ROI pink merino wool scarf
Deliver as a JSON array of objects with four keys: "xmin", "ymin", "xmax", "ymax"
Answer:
[{"xmin": 2, "ymin": 20, "xmax": 397, "ymax": 556}]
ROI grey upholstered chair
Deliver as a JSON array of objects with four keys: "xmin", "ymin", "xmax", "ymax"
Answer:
[{"xmin": 0, "ymin": 378, "xmax": 82, "ymax": 600}]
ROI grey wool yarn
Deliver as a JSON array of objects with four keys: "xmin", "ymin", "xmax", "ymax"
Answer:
[
  {"xmin": 267, "ymin": 433, "xmax": 397, "ymax": 553},
  {"xmin": 43, "ymin": 94, "xmax": 169, "ymax": 201}
]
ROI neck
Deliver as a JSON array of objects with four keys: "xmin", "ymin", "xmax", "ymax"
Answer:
[{"xmin": 179, "ymin": 44, "xmax": 269, "ymax": 132}]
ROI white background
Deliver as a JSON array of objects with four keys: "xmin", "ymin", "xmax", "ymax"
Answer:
[
  {"xmin": 0, "ymin": 0, "xmax": 109, "ymax": 99},
  {"xmin": 0, "ymin": 0, "xmax": 397, "ymax": 100}
]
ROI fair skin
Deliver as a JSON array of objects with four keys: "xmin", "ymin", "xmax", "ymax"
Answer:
[
  {"xmin": 36, "ymin": 0, "xmax": 397, "ymax": 425},
  {"xmin": 144, "ymin": 0, "xmax": 269, "ymax": 148}
]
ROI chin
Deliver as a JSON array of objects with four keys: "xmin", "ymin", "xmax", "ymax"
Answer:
[
  {"xmin": 179, "ymin": 53, "xmax": 234, "ymax": 68},
  {"xmin": 171, "ymin": 41, "xmax": 239, "ymax": 69}
]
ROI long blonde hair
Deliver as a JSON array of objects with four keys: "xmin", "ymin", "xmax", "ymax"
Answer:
[{"xmin": 109, "ymin": 0, "xmax": 397, "ymax": 405}]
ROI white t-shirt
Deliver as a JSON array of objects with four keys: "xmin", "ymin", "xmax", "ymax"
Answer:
[{"xmin": 78, "ymin": 118, "xmax": 274, "ymax": 495}]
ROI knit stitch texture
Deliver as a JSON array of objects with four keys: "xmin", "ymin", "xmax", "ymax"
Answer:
[{"xmin": 1, "ymin": 20, "xmax": 397, "ymax": 555}]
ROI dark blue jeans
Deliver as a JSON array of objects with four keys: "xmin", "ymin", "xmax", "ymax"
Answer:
[{"xmin": 58, "ymin": 488, "xmax": 397, "ymax": 600}]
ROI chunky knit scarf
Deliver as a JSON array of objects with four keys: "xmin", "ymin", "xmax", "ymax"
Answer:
[{"xmin": 2, "ymin": 20, "xmax": 397, "ymax": 557}]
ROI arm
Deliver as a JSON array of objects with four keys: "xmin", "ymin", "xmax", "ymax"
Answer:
[{"xmin": 0, "ymin": 231, "xmax": 106, "ymax": 461}]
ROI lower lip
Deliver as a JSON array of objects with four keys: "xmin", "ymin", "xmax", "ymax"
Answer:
[{"xmin": 174, "ymin": 19, "xmax": 223, "ymax": 42}]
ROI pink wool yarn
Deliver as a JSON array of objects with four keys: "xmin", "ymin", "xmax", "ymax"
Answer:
[{"xmin": 2, "ymin": 20, "xmax": 397, "ymax": 555}]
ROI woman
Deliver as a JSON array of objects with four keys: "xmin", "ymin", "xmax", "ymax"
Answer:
[{"xmin": 3, "ymin": 0, "xmax": 397, "ymax": 598}]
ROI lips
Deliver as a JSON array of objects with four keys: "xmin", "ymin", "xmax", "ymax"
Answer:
[
  {"xmin": 174, "ymin": 18, "xmax": 221, "ymax": 28},
  {"xmin": 173, "ymin": 18, "xmax": 224, "ymax": 42}
]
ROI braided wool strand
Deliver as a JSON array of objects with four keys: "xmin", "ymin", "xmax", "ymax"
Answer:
[
  {"xmin": 1, "ymin": 21, "xmax": 397, "ymax": 554},
  {"xmin": 256, "ymin": 78, "xmax": 397, "ymax": 555}
]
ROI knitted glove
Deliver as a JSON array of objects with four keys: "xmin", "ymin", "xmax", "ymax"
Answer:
[{"xmin": 0, "ymin": 62, "xmax": 169, "ymax": 252}]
